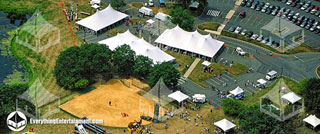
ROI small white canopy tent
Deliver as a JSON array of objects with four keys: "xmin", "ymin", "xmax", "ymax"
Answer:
[
  {"xmin": 303, "ymin": 115, "xmax": 320, "ymax": 128},
  {"xmin": 147, "ymin": 19, "xmax": 155, "ymax": 24},
  {"xmin": 155, "ymin": 12, "xmax": 170, "ymax": 21},
  {"xmin": 281, "ymin": 92, "xmax": 301, "ymax": 104},
  {"xmin": 214, "ymin": 118, "xmax": 236, "ymax": 133},
  {"xmin": 202, "ymin": 61, "xmax": 211, "ymax": 66},
  {"xmin": 230, "ymin": 86, "xmax": 244, "ymax": 96},
  {"xmin": 168, "ymin": 91, "xmax": 189, "ymax": 103}
]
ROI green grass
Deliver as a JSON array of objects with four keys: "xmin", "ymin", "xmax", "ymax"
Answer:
[
  {"xmin": 285, "ymin": 43, "xmax": 320, "ymax": 54},
  {"xmin": 131, "ymin": 2, "xmax": 144, "ymax": 9},
  {"xmin": 107, "ymin": 28, "xmax": 126, "ymax": 37},
  {"xmin": 165, "ymin": 50, "xmax": 195, "ymax": 75},
  {"xmin": 198, "ymin": 22, "xmax": 220, "ymax": 31},
  {"xmin": 188, "ymin": 60, "xmax": 248, "ymax": 88}
]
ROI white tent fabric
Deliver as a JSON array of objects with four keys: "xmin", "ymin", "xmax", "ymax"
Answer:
[
  {"xmin": 76, "ymin": 5, "xmax": 128, "ymax": 32},
  {"xmin": 155, "ymin": 12, "xmax": 170, "ymax": 21},
  {"xmin": 281, "ymin": 92, "xmax": 301, "ymax": 104},
  {"xmin": 155, "ymin": 26, "xmax": 224, "ymax": 58},
  {"xmin": 257, "ymin": 79, "xmax": 267, "ymax": 84},
  {"xmin": 303, "ymin": 115, "xmax": 320, "ymax": 128},
  {"xmin": 168, "ymin": 91, "xmax": 189, "ymax": 103},
  {"xmin": 230, "ymin": 86, "xmax": 244, "ymax": 96},
  {"xmin": 214, "ymin": 119, "xmax": 236, "ymax": 132},
  {"xmin": 98, "ymin": 30, "xmax": 175, "ymax": 64},
  {"xmin": 202, "ymin": 61, "xmax": 211, "ymax": 66},
  {"xmin": 91, "ymin": 4, "xmax": 100, "ymax": 9},
  {"xmin": 147, "ymin": 19, "xmax": 155, "ymax": 24},
  {"xmin": 90, "ymin": 0, "xmax": 101, "ymax": 5}
]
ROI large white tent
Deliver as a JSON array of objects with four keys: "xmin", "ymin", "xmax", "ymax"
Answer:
[
  {"xmin": 303, "ymin": 115, "xmax": 320, "ymax": 128},
  {"xmin": 98, "ymin": 30, "xmax": 175, "ymax": 64},
  {"xmin": 214, "ymin": 118, "xmax": 236, "ymax": 132},
  {"xmin": 76, "ymin": 4, "xmax": 128, "ymax": 34},
  {"xmin": 155, "ymin": 26, "xmax": 224, "ymax": 61},
  {"xmin": 168, "ymin": 91, "xmax": 189, "ymax": 103},
  {"xmin": 230, "ymin": 86, "xmax": 244, "ymax": 96},
  {"xmin": 281, "ymin": 92, "xmax": 301, "ymax": 104}
]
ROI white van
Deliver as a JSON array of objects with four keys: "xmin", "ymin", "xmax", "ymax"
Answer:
[
  {"xmin": 257, "ymin": 79, "xmax": 267, "ymax": 88},
  {"xmin": 236, "ymin": 47, "xmax": 246, "ymax": 56},
  {"xmin": 266, "ymin": 70, "xmax": 277, "ymax": 80},
  {"xmin": 192, "ymin": 94, "xmax": 206, "ymax": 103},
  {"xmin": 139, "ymin": 7, "xmax": 154, "ymax": 16}
]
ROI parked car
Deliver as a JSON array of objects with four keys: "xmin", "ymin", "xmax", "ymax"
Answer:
[
  {"xmin": 240, "ymin": 29, "xmax": 247, "ymax": 36},
  {"xmin": 282, "ymin": 0, "xmax": 287, "ymax": 3},
  {"xmin": 286, "ymin": 0, "xmax": 293, "ymax": 5},
  {"xmin": 239, "ymin": 11, "xmax": 246, "ymax": 18},
  {"xmin": 315, "ymin": 10, "xmax": 320, "ymax": 16},
  {"xmin": 300, "ymin": 21, "xmax": 307, "ymax": 27},
  {"xmin": 311, "ymin": 6, "xmax": 319, "ymax": 14},
  {"xmin": 234, "ymin": 26, "xmax": 242, "ymax": 34},
  {"xmin": 306, "ymin": 5, "xmax": 314, "ymax": 13},
  {"xmin": 291, "ymin": 1, "xmax": 297, "ymax": 7},
  {"xmin": 261, "ymin": 36, "xmax": 269, "ymax": 44},
  {"xmin": 240, "ymin": 0, "xmax": 247, "ymax": 6},
  {"xmin": 262, "ymin": 6, "xmax": 267, "ymax": 12},
  {"xmin": 266, "ymin": 40, "xmax": 275, "ymax": 46},
  {"xmin": 257, "ymin": 35, "xmax": 264, "ymax": 41},
  {"xmin": 251, "ymin": 34, "xmax": 259, "ymax": 40},
  {"xmin": 297, "ymin": 1, "xmax": 304, "ymax": 8},
  {"xmin": 293, "ymin": 13, "xmax": 300, "ymax": 19},
  {"xmin": 266, "ymin": 8, "xmax": 272, "ymax": 14},
  {"xmin": 148, "ymin": 0, "xmax": 154, "ymax": 7},
  {"xmin": 229, "ymin": 26, "xmax": 236, "ymax": 32},
  {"xmin": 246, "ymin": 31, "xmax": 253, "ymax": 37},
  {"xmin": 236, "ymin": 47, "xmax": 246, "ymax": 56},
  {"xmin": 310, "ymin": 25, "xmax": 317, "ymax": 31}
]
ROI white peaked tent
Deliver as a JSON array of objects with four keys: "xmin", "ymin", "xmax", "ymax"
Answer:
[
  {"xmin": 155, "ymin": 12, "xmax": 170, "ymax": 21},
  {"xmin": 230, "ymin": 86, "xmax": 244, "ymax": 96},
  {"xmin": 214, "ymin": 119, "xmax": 236, "ymax": 132},
  {"xmin": 76, "ymin": 4, "xmax": 128, "ymax": 32},
  {"xmin": 155, "ymin": 26, "xmax": 224, "ymax": 59},
  {"xmin": 147, "ymin": 19, "xmax": 155, "ymax": 24},
  {"xmin": 202, "ymin": 61, "xmax": 211, "ymax": 66},
  {"xmin": 303, "ymin": 115, "xmax": 320, "ymax": 128},
  {"xmin": 168, "ymin": 91, "xmax": 189, "ymax": 103},
  {"xmin": 281, "ymin": 92, "xmax": 301, "ymax": 104},
  {"xmin": 98, "ymin": 30, "xmax": 175, "ymax": 64}
]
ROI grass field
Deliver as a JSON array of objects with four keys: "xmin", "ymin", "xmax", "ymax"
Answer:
[
  {"xmin": 107, "ymin": 28, "xmax": 126, "ymax": 37},
  {"xmin": 198, "ymin": 22, "xmax": 220, "ymax": 31},
  {"xmin": 130, "ymin": 2, "xmax": 144, "ymax": 9},
  {"xmin": 165, "ymin": 50, "xmax": 195, "ymax": 75},
  {"xmin": 189, "ymin": 59, "xmax": 248, "ymax": 88}
]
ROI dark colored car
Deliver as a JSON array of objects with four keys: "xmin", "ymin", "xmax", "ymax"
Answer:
[
  {"xmin": 306, "ymin": 5, "xmax": 314, "ymax": 13},
  {"xmin": 245, "ymin": 31, "xmax": 253, "ymax": 37},
  {"xmin": 282, "ymin": 0, "xmax": 287, "ymax": 3},
  {"xmin": 229, "ymin": 26, "xmax": 236, "ymax": 32},
  {"xmin": 241, "ymin": 0, "xmax": 247, "ymax": 6},
  {"xmin": 266, "ymin": 8, "xmax": 272, "ymax": 14}
]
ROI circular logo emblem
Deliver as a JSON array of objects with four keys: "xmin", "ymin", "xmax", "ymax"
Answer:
[{"xmin": 7, "ymin": 111, "xmax": 27, "ymax": 132}]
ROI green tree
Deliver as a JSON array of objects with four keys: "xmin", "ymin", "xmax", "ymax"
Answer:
[
  {"xmin": 54, "ymin": 43, "xmax": 112, "ymax": 90},
  {"xmin": 133, "ymin": 55, "xmax": 153, "ymax": 78},
  {"xmin": 113, "ymin": 44, "xmax": 136, "ymax": 76},
  {"xmin": 238, "ymin": 105, "xmax": 283, "ymax": 133},
  {"xmin": 221, "ymin": 98, "xmax": 245, "ymax": 117},
  {"xmin": 148, "ymin": 62, "xmax": 180, "ymax": 88},
  {"xmin": 169, "ymin": 6, "xmax": 194, "ymax": 31},
  {"xmin": 301, "ymin": 78, "xmax": 320, "ymax": 115},
  {"xmin": 111, "ymin": 0, "xmax": 126, "ymax": 10}
]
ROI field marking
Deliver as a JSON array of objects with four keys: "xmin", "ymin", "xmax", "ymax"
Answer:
[
  {"xmin": 231, "ymin": 49, "xmax": 235, "ymax": 55},
  {"xmin": 294, "ymin": 55, "xmax": 305, "ymax": 62},
  {"xmin": 208, "ymin": 79, "xmax": 220, "ymax": 85},
  {"xmin": 221, "ymin": 76, "xmax": 229, "ymax": 82},
  {"xmin": 226, "ymin": 47, "xmax": 229, "ymax": 53},
  {"xmin": 224, "ymin": 72, "xmax": 234, "ymax": 80},
  {"xmin": 246, "ymin": 15, "xmax": 253, "ymax": 24},
  {"xmin": 251, "ymin": 16, "xmax": 258, "ymax": 26}
]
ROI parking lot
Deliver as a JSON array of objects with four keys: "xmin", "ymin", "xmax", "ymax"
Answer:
[{"xmin": 225, "ymin": 0, "xmax": 320, "ymax": 49}]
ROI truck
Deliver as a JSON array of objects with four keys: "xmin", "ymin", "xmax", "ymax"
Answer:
[
  {"xmin": 192, "ymin": 94, "xmax": 206, "ymax": 103},
  {"xmin": 236, "ymin": 47, "xmax": 246, "ymax": 56},
  {"xmin": 139, "ymin": 7, "xmax": 154, "ymax": 16},
  {"xmin": 266, "ymin": 70, "xmax": 277, "ymax": 80}
]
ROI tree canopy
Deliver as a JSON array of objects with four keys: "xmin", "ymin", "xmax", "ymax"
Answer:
[
  {"xmin": 133, "ymin": 55, "xmax": 153, "ymax": 78},
  {"xmin": 54, "ymin": 43, "xmax": 112, "ymax": 90},
  {"xmin": 110, "ymin": 0, "xmax": 126, "ymax": 10},
  {"xmin": 169, "ymin": 6, "xmax": 194, "ymax": 31},
  {"xmin": 113, "ymin": 44, "xmax": 136, "ymax": 76},
  {"xmin": 221, "ymin": 98, "xmax": 245, "ymax": 117},
  {"xmin": 148, "ymin": 62, "xmax": 180, "ymax": 88},
  {"xmin": 301, "ymin": 78, "xmax": 320, "ymax": 115}
]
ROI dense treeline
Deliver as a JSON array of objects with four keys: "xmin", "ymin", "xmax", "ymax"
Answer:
[{"xmin": 54, "ymin": 43, "xmax": 180, "ymax": 90}]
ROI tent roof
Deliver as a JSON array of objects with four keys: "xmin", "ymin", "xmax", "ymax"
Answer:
[
  {"xmin": 303, "ymin": 115, "xmax": 320, "ymax": 128},
  {"xmin": 147, "ymin": 19, "xmax": 155, "ymax": 24},
  {"xmin": 91, "ymin": 4, "xmax": 100, "ymax": 9},
  {"xmin": 143, "ymin": 78, "xmax": 174, "ymax": 106},
  {"xmin": 168, "ymin": 91, "xmax": 189, "ymax": 103},
  {"xmin": 214, "ymin": 119, "xmax": 236, "ymax": 132},
  {"xmin": 155, "ymin": 12, "xmax": 170, "ymax": 21},
  {"xmin": 230, "ymin": 86, "xmax": 244, "ymax": 96},
  {"xmin": 155, "ymin": 26, "xmax": 224, "ymax": 57},
  {"xmin": 281, "ymin": 92, "xmax": 301, "ymax": 104},
  {"xmin": 257, "ymin": 79, "xmax": 267, "ymax": 84},
  {"xmin": 192, "ymin": 94, "xmax": 206, "ymax": 98},
  {"xmin": 76, "ymin": 5, "xmax": 128, "ymax": 32},
  {"xmin": 98, "ymin": 30, "xmax": 175, "ymax": 64},
  {"xmin": 202, "ymin": 61, "xmax": 211, "ymax": 66}
]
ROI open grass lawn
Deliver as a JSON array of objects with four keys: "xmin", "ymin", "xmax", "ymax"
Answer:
[
  {"xmin": 189, "ymin": 59, "xmax": 248, "ymax": 88},
  {"xmin": 107, "ymin": 28, "xmax": 126, "ymax": 36},
  {"xmin": 165, "ymin": 50, "xmax": 195, "ymax": 75},
  {"xmin": 198, "ymin": 22, "xmax": 220, "ymax": 31},
  {"xmin": 130, "ymin": 2, "xmax": 144, "ymax": 9}
]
